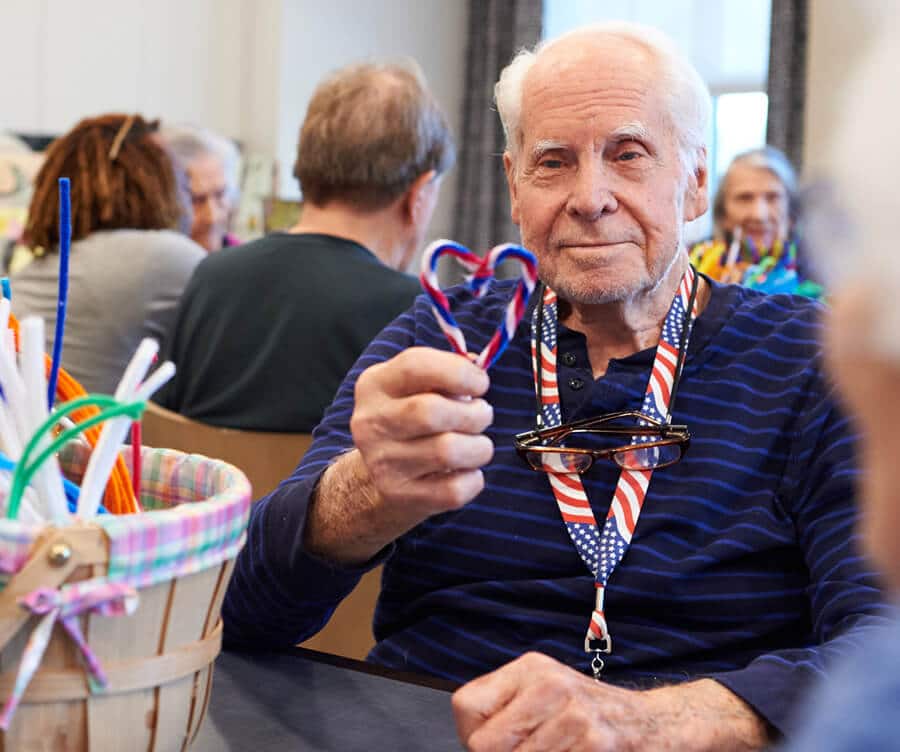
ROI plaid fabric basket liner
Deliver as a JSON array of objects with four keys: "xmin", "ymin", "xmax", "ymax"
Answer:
[{"xmin": 0, "ymin": 444, "xmax": 251, "ymax": 588}]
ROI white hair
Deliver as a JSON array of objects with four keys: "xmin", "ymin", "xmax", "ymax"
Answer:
[
  {"xmin": 157, "ymin": 124, "xmax": 242, "ymax": 203},
  {"xmin": 495, "ymin": 21, "xmax": 711, "ymax": 173}
]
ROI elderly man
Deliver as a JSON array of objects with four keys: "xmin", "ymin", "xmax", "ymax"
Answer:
[
  {"xmin": 222, "ymin": 23, "xmax": 884, "ymax": 750},
  {"xmin": 157, "ymin": 62, "xmax": 453, "ymax": 431},
  {"xmin": 157, "ymin": 124, "xmax": 242, "ymax": 252}
]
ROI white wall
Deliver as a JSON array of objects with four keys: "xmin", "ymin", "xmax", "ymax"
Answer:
[
  {"xmin": 803, "ymin": 0, "xmax": 885, "ymax": 180},
  {"xmin": 0, "ymin": 0, "xmax": 467, "ymax": 241},
  {"xmin": 274, "ymin": 0, "xmax": 467, "ymax": 238},
  {"xmin": 0, "ymin": 0, "xmax": 245, "ymax": 136}
]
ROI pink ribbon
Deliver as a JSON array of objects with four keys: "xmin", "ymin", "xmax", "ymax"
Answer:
[{"xmin": 0, "ymin": 580, "xmax": 138, "ymax": 729}]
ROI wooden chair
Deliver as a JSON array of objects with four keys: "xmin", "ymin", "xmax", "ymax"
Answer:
[
  {"xmin": 142, "ymin": 401, "xmax": 312, "ymax": 496},
  {"xmin": 141, "ymin": 401, "xmax": 381, "ymax": 659}
]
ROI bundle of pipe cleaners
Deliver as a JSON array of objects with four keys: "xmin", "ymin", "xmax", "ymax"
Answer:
[{"xmin": 0, "ymin": 178, "xmax": 174, "ymax": 524}]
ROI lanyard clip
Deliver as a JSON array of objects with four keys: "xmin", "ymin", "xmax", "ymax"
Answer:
[
  {"xmin": 584, "ymin": 634, "xmax": 612, "ymax": 654},
  {"xmin": 586, "ymin": 634, "xmax": 611, "ymax": 681}
]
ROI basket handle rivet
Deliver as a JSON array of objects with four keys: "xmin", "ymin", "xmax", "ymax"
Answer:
[{"xmin": 47, "ymin": 542, "xmax": 72, "ymax": 567}]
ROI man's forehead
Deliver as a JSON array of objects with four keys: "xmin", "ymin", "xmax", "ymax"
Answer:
[
  {"xmin": 519, "ymin": 67, "xmax": 664, "ymax": 146},
  {"xmin": 188, "ymin": 155, "xmax": 227, "ymax": 188}
]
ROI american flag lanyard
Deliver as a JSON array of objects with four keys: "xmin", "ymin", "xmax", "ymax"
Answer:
[{"xmin": 529, "ymin": 266, "xmax": 700, "ymax": 679}]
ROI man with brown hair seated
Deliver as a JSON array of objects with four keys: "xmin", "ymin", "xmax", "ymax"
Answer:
[{"xmin": 156, "ymin": 61, "xmax": 455, "ymax": 432}]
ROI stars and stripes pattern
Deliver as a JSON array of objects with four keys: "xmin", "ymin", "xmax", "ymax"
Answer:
[
  {"xmin": 530, "ymin": 266, "xmax": 699, "ymax": 653},
  {"xmin": 530, "ymin": 287, "xmax": 563, "ymax": 427},
  {"xmin": 420, "ymin": 240, "xmax": 538, "ymax": 370}
]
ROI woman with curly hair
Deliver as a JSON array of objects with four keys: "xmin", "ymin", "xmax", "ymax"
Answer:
[{"xmin": 12, "ymin": 113, "xmax": 204, "ymax": 393}]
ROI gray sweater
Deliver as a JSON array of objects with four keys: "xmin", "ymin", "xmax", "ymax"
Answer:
[{"xmin": 11, "ymin": 229, "xmax": 204, "ymax": 394}]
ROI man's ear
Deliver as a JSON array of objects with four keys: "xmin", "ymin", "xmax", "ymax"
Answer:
[
  {"xmin": 404, "ymin": 170, "xmax": 438, "ymax": 225},
  {"xmin": 684, "ymin": 148, "xmax": 709, "ymax": 222},
  {"xmin": 503, "ymin": 152, "xmax": 521, "ymax": 226}
]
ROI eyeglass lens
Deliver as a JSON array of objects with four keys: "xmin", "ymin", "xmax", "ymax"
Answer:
[{"xmin": 524, "ymin": 431, "xmax": 683, "ymax": 473}]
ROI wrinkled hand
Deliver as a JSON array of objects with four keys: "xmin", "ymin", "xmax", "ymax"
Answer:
[
  {"xmin": 305, "ymin": 347, "xmax": 495, "ymax": 563},
  {"xmin": 453, "ymin": 653, "xmax": 655, "ymax": 752},
  {"xmin": 351, "ymin": 346, "xmax": 494, "ymax": 514},
  {"xmin": 452, "ymin": 653, "xmax": 770, "ymax": 752}
]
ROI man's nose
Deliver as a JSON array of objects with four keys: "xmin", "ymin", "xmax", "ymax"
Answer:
[
  {"xmin": 195, "ymin": 197, "xmax": 216, "ymax": 224},
  {"xmin": 566, "ymin": 163, "xmax": 617, "ymax": 220}
]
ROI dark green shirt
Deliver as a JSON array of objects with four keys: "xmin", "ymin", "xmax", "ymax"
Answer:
[{"xmin": 156, "ymin": 233, "xmax": 420, "ymax": 431}]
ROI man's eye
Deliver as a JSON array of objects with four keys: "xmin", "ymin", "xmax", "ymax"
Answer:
[
  {"xmin": 618, "ymin": 151, "xmax": 642, "ymax": 162},
  {"xmin": 539, "ymin": 159, "xmax": 564, "ymax": 169}
]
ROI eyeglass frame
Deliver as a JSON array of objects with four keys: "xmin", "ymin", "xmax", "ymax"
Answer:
[{"xmin": 514, "ymin": 410, "xmax": 691, "ymax": 473}]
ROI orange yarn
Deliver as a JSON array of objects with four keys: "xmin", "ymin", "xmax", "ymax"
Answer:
[{"xmin": 7, "ymin": 313, "xmax": 138, "ymax": 514}]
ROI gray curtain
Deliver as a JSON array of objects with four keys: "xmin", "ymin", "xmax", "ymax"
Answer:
[
  {"xmin": 451, "ymin": 0, "xmax": 542, "ymax": 258},
  {"xmin": 766, "ymin": 0, "xmax": 808, "ymax": 169}
]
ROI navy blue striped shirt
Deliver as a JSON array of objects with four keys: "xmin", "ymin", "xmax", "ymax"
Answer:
[{"xmin": 223, "ymin": 278, "xmax": 888, "ymax": 735}]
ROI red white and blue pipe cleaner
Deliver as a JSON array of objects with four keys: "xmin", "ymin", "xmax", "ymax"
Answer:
[{"xmin": 420, "ymin": 239, "xmax": 538, "ymax": 370}]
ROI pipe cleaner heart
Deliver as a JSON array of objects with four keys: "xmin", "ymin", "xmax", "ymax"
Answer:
[{"xmin": 420, "ymin": 239, "xmax": 538, "ymax": 369}]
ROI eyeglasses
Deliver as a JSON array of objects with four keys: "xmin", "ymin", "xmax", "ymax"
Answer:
[{"xmin": 514, "ymin": 410, "xmax": 690, "ymax": 474}]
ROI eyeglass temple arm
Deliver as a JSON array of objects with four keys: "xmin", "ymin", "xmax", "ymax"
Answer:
[
  {"xmin": 527, "ymin": 410, "xmax": 659, "ymax": 438},
  {"xmin": 516, "ymin": 420, "xmax": 689, "ymax": 447}
]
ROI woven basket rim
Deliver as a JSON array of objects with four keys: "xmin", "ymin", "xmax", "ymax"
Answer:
[{"xmin": 0, "ymin": 446, "xmax": 252, "ymax": 585}]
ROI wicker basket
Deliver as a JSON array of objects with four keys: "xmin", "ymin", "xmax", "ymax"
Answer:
[{"xmin": 0, "ymin": 445, "xmax": 251, "ymax": 751}]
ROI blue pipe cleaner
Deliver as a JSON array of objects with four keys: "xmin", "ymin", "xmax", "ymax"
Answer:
[
  {"xmin": 48, "ymin": 177, "xmax": 71, "ymax": 410},
  {"xmin": 0, "ymin": 450, "xmax": 106, "ymax": 516}
]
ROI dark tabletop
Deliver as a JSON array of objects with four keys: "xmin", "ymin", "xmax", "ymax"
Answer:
[{"xmin": 193, "ymin": 648, "xmax": 464, "ymax": 751}]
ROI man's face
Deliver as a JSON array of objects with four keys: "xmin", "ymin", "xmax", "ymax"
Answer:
[
  {"xmin": 720, "ymin": 164, "xmax": 790, "ymax": 251},
  {"xmin": 505, "ymin": 39, "xmax": 707, "ymax": 305},
  {"xmin": 188, "ymin": 153, "xmax": 232, "ymax": 252}
]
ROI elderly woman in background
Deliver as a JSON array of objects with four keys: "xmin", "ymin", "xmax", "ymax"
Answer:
[
  {"xmin": 691, "ymin": 146, "xmax": 821, "ymax": 297},
  {"xmin": 12, "ymin": 113, "xmax": 205, "ymax": 393},
  {"xmin": 714, "ymin": 145, "xmax": 797, "ymax": 252},
  {"xmin": 157, "ymin": 124, "xmax": 241, "ymax": 252}
]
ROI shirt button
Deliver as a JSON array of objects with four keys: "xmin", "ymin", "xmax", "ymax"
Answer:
[
  {"xmin": 561, "ymin": 352, "xmax": 577, "ymax": 367},
  {"xmin": 568, "ymin": 377, "xmax": 585, "ymax": 391}
]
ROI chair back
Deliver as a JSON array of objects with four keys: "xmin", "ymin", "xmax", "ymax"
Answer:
[
  {"xmin": 141, "ymin": 401, "xmax": 380, "ymax": 660},
  {"xmin": 142, "ymin": 401, "xmax": 312, "ymax": 497}
]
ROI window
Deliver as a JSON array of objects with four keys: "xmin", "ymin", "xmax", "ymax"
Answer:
[{"xmin": 712, "ymin": 91, "xmax": 769, "ymax": 187}]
